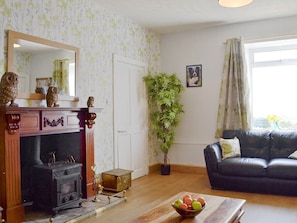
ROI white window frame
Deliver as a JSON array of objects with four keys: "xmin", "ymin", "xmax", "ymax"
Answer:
[{"xmin": 245, "ymin": 37, "xmax": 297, "ymax": 130}]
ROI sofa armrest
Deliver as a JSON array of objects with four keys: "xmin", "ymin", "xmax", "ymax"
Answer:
[{"xmin": 204, "ymin": 142, "xmax": 222, "ymax": 173}]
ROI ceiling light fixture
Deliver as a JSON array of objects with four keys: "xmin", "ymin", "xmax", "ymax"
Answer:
[{"xmin": 218, "ymin": 0, "xmax": 253, "ymax": 8}]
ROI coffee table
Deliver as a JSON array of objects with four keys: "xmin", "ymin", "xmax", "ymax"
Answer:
[{"xmin": 132, "ymin": 191, "xmax": 245, "ymax": 223}]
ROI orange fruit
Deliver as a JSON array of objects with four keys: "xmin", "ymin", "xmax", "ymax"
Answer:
[
  {"xmin": 182, "ymin": 194, "xmax": 192, "ymax": 203},
  {"xmin": 184, "ymin": 197, "xmax": 193, "ymax": 205},
  {"xmin": 197, "ymin": 197, "xmax": 205, "ymax": 207},
  {"xmin": 179, "ymin": 203, "xmax": 188, "ymax": 210}
]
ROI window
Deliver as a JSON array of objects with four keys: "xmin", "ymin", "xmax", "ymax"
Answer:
[
  {"xmin": 245, "ymin": 38, "xmax": 297, "ymax": 130},
  {"xmin": 69, "ymin": 62, "xmax": 75, "ymax": 96}
]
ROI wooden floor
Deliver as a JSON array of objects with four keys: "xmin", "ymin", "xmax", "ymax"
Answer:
[{"xmin": 81, "ymin": 171, "xmax": 297, "ymax": 223}]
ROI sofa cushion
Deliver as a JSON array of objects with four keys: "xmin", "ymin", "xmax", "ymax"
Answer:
[
  {"xmin": 288, "ymin": 150, "xmax": 297, "ymax": 159},
  {"xmin": 267, "ymin": 158, "xmax": 297, "ymax": 180},
  {"xmin": 218, "ymin": 157, "xmax": 267, "ymax": 177},
  {"xmin": 219, "ymin": 137, "xmax": 241, "ymax": 160},
  {"xmin": 270, "ymin": 131, "xmax": 297, "ymax": 159},
  {"xmin": 222, "ymin": 130, "xmax": 270, "ymax": 160}
]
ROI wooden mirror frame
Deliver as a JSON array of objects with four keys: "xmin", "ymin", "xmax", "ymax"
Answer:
[{"xmin": 7, "ymin": 30, "xmax": 79, "ymax": 102}]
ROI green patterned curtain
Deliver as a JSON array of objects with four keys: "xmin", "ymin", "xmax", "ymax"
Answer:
[
  {"xmin": 52, "ymin": 59, "xmax": 70, "ymax": 95},
  {"xmin": 215, "ymin": 38, "xmax": 251, "ymax": 138}
]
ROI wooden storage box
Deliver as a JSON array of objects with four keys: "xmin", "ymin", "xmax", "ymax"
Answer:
[{"xmin": 102, "ymin": 168, "xmax": 132, "ymax": 192}]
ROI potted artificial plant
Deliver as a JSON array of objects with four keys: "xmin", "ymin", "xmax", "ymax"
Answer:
[{"xmin": 143, "ymin": 72, "xmax": 184, "ymax": 175}]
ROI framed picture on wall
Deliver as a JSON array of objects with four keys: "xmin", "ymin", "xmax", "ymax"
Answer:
[
  {"xmin": 36, "ymin": 77, "xmax": 52, "ymax": 88},
  {"xmin": 186, "ymin": 64, "xmax": 202, "ymax": 87},
  {"xmin": 35, "ymin": 77, "xmax": 52, "ymax": 94}
]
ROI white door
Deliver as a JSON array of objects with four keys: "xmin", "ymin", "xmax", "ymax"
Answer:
[{"xmin": 113, "ymin": 54, "xmax": 148, "ymax": 179}]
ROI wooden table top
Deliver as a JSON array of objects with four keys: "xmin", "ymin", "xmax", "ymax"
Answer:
[{"xmin": 132, "ymin": 191, "xmax": 246, "ymax": 223}]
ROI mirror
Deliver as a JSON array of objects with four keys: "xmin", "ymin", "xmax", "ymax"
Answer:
[{"xmin": 7, "ymin": 30, "xmax": 79, "ymax": 100}]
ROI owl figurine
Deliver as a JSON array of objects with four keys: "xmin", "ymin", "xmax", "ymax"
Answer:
[
  {"xmin": 46, "ymin": 86, "xmax": 59, "ymax": 107},
  {"xmin": 0, "ymin": 72, "xmax": 19, "ymax": 107},
  {"xmin": 87, "ymin": 96, "xmax": 94, "ymax": 107}
]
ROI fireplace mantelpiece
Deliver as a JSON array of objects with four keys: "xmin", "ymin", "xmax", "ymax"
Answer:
[{"xmin": 0, "ymin": 107, "xmax": 102, "ymax": 223}]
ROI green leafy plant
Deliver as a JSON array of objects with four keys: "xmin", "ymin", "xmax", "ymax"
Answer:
[{"xmin": 143, "ymin": 72, "xmax": 184, "ymax": 166}]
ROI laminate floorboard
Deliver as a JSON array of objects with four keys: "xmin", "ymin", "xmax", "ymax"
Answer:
[{"xmin": 81, "ymin": 171, "xmax": 297, "ymax": 223}]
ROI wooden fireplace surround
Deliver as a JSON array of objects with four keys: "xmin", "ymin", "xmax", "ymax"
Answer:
[{"xmin": 0, "ymin": 106, "xmax": 102, "ymax": 223}]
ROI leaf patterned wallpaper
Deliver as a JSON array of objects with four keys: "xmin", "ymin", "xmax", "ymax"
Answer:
[{"xmin": 0, "ymin": 0, "xmax": 161, "ymax": 172}]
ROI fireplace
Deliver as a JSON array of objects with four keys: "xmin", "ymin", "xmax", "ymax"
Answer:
[
  {"xmin": 0, "ymin": 107, "xmax": 102, "ymax": 223},
  {"xmin": 32, "ymin": 162, "xmax": 82, "ymax": 216},
  {"xmin": 20, "ymin": 133, "xmax": 81, "ymax": 203}
]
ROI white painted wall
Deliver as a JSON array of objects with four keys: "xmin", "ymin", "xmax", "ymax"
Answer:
[{"xmin": 160, "ymin": 16, "xmax": 297, "ymax": 167}]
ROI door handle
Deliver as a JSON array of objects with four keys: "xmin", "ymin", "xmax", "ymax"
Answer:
[{"xmin": 118, "ymin": 130, "xmax": 127, "ymax": 133}]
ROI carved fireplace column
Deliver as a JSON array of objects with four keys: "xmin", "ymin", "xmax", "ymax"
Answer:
[
  {"xmin": 81, "ymin": 109, "xmax": 98, "ymax": 197},
  {"xmin": 0, "ymin": 111, "xmax": 24, "ymax": 223}
]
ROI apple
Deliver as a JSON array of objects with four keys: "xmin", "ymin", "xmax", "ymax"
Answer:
[
  {"xmin": 173, "ymin": 199, "xmax": 183, "ymax": 208},
  {"xmin": 187, "ymin": 204, "xmax": 193, "ymax": 210},
  {"xmin": 192, "ymin": 200, "xmax": 202, "ymax": 211}
]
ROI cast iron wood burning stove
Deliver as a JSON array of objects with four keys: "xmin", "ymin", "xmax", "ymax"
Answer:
[{"xmin": 32, "ymin": 162, "xmax": 82, "ymax": 216}]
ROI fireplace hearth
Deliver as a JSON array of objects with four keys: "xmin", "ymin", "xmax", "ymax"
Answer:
[{"xmin": 32, "ymin": 162, "xmax": 82, "ymax": 216}]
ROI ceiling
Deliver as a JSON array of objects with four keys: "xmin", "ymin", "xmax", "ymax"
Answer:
[{"xmin": 94, "ymin": 0, "xmax": 297, "ymax": 34}]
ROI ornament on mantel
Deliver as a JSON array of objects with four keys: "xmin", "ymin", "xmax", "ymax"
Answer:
[
  {"xmin": 87, "ymin": 96, "xmax": 94, "ymax": 107},
  {"xmin": 46, "ymin": 86, "xmax": 59, "ymax": 107},
  {"xmin": 0, "ymin": 72, "xmax": 19, "ymax": 107}
]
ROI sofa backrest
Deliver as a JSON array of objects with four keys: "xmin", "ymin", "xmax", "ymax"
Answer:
[
  {"xmin": 222, "ymin": 130, "xmax": 271, "ymax": 160},
  {"xmin": 270, "ymin": 131, "xmax": 297, "ymax": 159}
]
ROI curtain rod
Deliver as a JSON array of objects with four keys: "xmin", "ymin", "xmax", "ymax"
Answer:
[
  {"xmin": 223, "ymin": 33, "xmax": 297, "ymax": 44},
  {"xmin": 244, "ymin": 33, "xmax": 297, "ymax": 43}
]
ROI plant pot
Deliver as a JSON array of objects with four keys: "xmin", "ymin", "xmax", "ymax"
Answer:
[{"xmin": 161, "ymin": 164, "xmax": 171, "ymax": 175}]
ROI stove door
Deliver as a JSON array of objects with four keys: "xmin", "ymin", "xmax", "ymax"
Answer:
[{"xmin": 55, "ymin": 173, "xmax": 82, "ymax": 207}]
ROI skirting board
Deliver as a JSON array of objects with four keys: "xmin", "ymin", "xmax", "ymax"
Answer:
[{"xmin": 149, "ymin": 164, "xmax": 207, "ymax": 175}]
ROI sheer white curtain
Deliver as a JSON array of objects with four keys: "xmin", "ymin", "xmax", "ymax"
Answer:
[{"xmin": 215, "ymin": 38, "xmax": 251, "ymax": 138}]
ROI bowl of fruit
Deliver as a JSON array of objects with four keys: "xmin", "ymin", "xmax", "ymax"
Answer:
[{"xmin": 171, "ymin": 194, "xmax": 206, "ymax": 218}]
